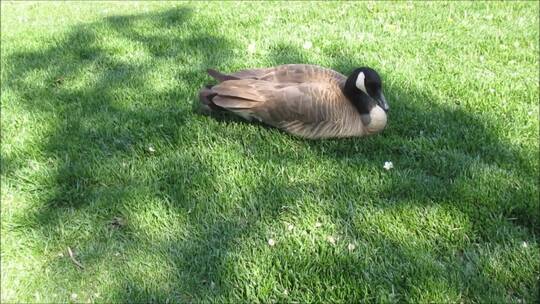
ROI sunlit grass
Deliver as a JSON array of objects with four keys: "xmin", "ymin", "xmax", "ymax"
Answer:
[{"xmin": 1, "ymin": 1, "xmax": 539, "ymax": 303}]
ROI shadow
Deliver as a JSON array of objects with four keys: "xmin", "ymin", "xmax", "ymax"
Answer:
[
  {"xmin": 192, "ymin": 43, "xmax": 539, "ymax": 301},
  {"xmin": 3, "ymin": 5, "xmax": 538, "ymax": 304},
  {"xmin": 210, "ymin": 42, "xmax": 538, "ymax": 232},
  {"xmin": 203, "ymin": 41, "xmax": 537, "ymax": 230},
  {"xmin": 4, "ymin": 6, "xmax": 236, "ymax": 302}
]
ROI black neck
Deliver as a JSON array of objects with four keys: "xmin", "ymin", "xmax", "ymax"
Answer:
[{"xmin": 343, "ymin": 78, "xmax": 373, "ymax": 115}]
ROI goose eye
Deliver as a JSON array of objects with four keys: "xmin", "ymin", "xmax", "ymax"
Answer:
[{"xmin": 366, "ymin": 82, "xmax": 381, "ymax": 96}]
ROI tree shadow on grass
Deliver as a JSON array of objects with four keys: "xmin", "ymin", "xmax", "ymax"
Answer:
[
  {"xmin": 191, "ymin": 43, "xmax": 538, "ymax": 301},
  {"xmin": 263, "ymin": 43, "xmax": 538, "ymax": 232},
  {"xmin": 4, "ymin": 6, "xmax": 238, "ymax": 302},
  {"xmin": 201, "ymin": 42, "xmax": 537, "ymax": 231},
  {"xmin": 3, "ymin": 5, "xmax": 538, "ymax": 303}
]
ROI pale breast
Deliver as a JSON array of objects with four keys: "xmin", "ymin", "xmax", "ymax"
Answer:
[{"xmin": 363, "ymin": 106, "xmax": 388, "ymax": 134}]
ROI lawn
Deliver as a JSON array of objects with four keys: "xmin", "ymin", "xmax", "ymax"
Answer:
[{"xmin": 1, "ymin": 1, "xmax": 539, "ymax": 303}]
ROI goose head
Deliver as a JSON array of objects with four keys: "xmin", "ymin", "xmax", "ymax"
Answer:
[{"xmin": 344, "ymin": 67, "xmax": 389, "ymax": 114}]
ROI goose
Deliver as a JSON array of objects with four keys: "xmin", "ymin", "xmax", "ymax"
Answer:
[{"xmin": 198, "ymin": 64, "xmax": 389, "ymax": 139}]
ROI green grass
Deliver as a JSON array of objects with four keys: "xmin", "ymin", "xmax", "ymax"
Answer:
[{"xmin": 1, "ymin": 1, "xmax": 539, "ymax": 303}]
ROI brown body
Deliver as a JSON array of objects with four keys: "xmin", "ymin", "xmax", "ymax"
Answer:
[{"xmin": 199, "ymin": 64, "xmax": 387, "ymax": 139}]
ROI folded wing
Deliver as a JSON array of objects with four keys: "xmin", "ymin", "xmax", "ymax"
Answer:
[
  {"xmin": 211, "ymin": 64, "xmax": 347, "ymax": 84},
  {"xmin": 210, "ymin": 79, "xmax": 362, "ymax": 138}
]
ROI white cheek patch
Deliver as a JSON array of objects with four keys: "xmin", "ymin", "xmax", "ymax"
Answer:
[{"xmin": 355, "ymin": 72, "xmax": 368, "ymax": 95}]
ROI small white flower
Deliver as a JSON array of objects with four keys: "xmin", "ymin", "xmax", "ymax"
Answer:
[
  {"xmin": 94, "ymin": 293, "xmax": 101, "ymax": 298},
  {"xmin": 148, "ymin": 146, "xmax": 155, "ymax": 153},
  {"xmin": 287, "ymin": 224, "xmax": 294, "ymax": 231},
  {"xmin": 489, "ymin": 88, "xmax": 495, "ymax": 93},
  {"xmin": 71, "ymin": 293, "xmax": 78, "ymax": 301},
  {"xmin": 348, "ymin": 243, "xmax": 356, "ymax": 251},
  {"xmin": 303, "ymin": 41, "xmax": 313, "ymax": 49},
  {"xmin": 247, "ymin": 42, "xmax": 256, "ymax": 54},
  {"xmin": 268, "ymin": 238, "xmax": 275, "ymax": 246},
  {"xmin": 383, "ymin": 161, "xmax": 394, "ymax": 170},
  {"xmin": 314, "ymin": 222, "xmax": 322, "ymax": 228},
  {"xmin": 522, "ymin": 241, "xmax": 528, "ymax": 248},
  {"xmin": 114, "ymin": 252, "xmax": 120, "ymax": 256}
]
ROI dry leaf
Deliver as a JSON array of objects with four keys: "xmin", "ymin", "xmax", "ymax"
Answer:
[
  {"xmin": 109, "ymin": 217, "xmax": 125, "ymax": 229},
  {"xmin": 327, "ymin": 236, "xmax": 336, "ymax": 245}
]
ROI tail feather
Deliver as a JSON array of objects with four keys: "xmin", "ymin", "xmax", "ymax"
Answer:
[
  {"xmin": 198, "ymin": 87, "xmax": 215, "ymax": 105},
  {"xmin": 198, "ymin": 85, "xmax": 225, "ymax": 113},
  {"xmin": 207, "ymin": 68, "xmax": 239, "ymax": 82},
  {"xmin": 212, "ymin": 96, "xmax": 258, "ymax": 109}
]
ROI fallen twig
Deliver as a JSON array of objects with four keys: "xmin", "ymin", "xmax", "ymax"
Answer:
[{"xmin": 67, "ymin": 247, "xmax": 84, "ymax": 269}]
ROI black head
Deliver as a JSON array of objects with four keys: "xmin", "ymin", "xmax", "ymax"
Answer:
[{"xmin": 344, "ymin": 67, "xmax": 389, "ymax": 114}]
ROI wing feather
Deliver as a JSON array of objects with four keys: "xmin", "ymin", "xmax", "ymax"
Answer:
[
  {"xmin": 221, "ymin": 64, "xmax": 347, "ymax": 83},
  {"xmin": 206, "ymin": 66, "xmax": 363, "ymax": 138}
]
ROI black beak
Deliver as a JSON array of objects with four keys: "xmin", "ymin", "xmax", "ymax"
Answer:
[{"xmin": 376, "ymin": 93, "xmax": 389, "ymax": 112}]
